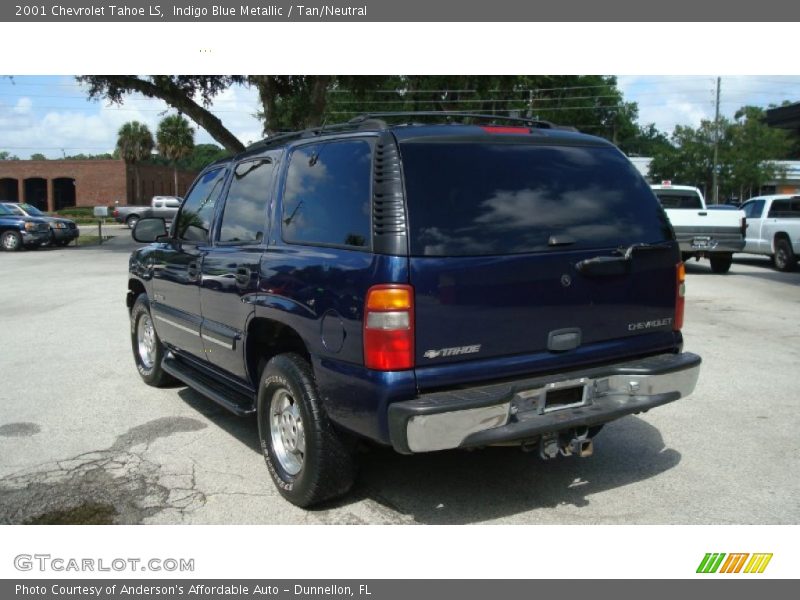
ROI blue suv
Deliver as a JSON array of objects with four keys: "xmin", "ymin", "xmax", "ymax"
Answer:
[
  {"xmin": 0, "ymin": 203, "xmax": 51, "ymax": 250},
  {"xmin": 128, "ymin": 114, "xmax": 701, "ymax": 507}
]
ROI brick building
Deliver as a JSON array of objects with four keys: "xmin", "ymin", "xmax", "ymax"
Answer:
[{"xmin": 0, "ymin": 160, "xmax": 198, "ymax": 212}]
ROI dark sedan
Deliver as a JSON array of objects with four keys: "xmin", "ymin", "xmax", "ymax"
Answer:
[{"xmin": 0, "ymin": 202, "xmax": 80, "ymax": 246}]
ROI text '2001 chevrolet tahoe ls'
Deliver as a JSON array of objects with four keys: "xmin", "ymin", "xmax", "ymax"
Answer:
[{"xmin": 127, "ymin": 114, "xmax": 701, "ymax": 507}]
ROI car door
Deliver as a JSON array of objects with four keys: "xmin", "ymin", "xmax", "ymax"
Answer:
[
  {"xmin": 151, "ymin": 166, "xmax": 228, "ymax": 360},
  {"xmin": 741, "ymin": 199, "xmax": 766, "ymax": 253},
  {"xmin": 199, "ymin": 153, "xmax": 279, "ymax": 379}
]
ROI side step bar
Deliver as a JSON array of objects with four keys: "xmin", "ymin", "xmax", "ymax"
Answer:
[{"xmin": 162, "ymin": 354, "xmax": 256, "ymax": 416}]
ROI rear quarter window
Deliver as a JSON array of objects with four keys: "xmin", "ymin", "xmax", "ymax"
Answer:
[
  {"xmin": 400, "ymin": 143, "xmax": 672, "ymax": 256},
  {"xmin": 767, "ymin": 199, "xmax": 800, "ymax": 218},
  {"xmin": 281, "ymin": 140, "xmax": 372, "ymax": 249}
]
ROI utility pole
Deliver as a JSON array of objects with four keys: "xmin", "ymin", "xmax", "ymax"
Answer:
[{"xmin": 711, "ymin": 76, "xmax": 721, "ymax": 204}]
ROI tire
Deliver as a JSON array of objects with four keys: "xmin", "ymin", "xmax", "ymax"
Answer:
[
  {"xmin": 1, "ymin": 230, "xmax": 22, "ymax": 252},
  {"xmin": 709, "ymin": 253, "xmax": 733, "ymax": 274},
  {"xmin": 130, "ymin": 293, "xmax": 175, "ymax": 387},
  {"xmin": 57, "ymin": 239, "xmax": 72, "ymax": 247},
  {"xmin": 126, "ymin": 215, "xmax": 140, "ymax": 229},
  {"xmin": 257, "ymin": 353, "xmax": 356, "ymax": 507},
  {"xmin": 681, "ymin": 252, "xmax": 693, "ymax": 263},
  {"xmin": 773, "ymin": 238, "xmax": 797, "ymax": 272}
]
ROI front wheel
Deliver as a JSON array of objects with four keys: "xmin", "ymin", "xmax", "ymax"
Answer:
[
  {"xmin": 130, "ymin": 293, "xmax": 175, "ymax": 387},
  {"xmin": 709, "ymin": 253, "xmax": 733, "ymax": 274},
  {"xmin": 773, "ymin": 239, "xmax": 797, "ymax": 272},
  {"xmin": 257, "ymin": 353, "xmax": 356, "ymax": 507},
  {"xmin": 1, "ymin": 231, "xmax": 22, "ymax": 252}
]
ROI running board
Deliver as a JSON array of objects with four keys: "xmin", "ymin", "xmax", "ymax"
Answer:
[{"xmin": 162, "ymin": 355, "xmax": 256, "ymax": 416}]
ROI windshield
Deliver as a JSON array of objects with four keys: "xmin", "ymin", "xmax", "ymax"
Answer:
[
  {"xmin": 652, "ymin": 190, "xmax": 703, "ymax": 209},
  {"xmin": 2, "ymin": 203, "xmax": 26, "ymax": 216},
  {"xmin": 20, "ymin": 203, "xmax": 44, "ymax": 216},
  {"xmin": 400, "ymin": 143, "xmax": 672, "ymax": 257}
]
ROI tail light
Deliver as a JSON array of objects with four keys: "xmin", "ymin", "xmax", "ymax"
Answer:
[
  {"xmin": 674, "ymin": 263, "xmax": 686, "ymax": 331},
  {"xmin": 113, "ymin": 208, "xmax": 119, "ymax": 218},
  {"xmin": 364, "ymin": 284, "xmax": 414, "ymax": 371}
]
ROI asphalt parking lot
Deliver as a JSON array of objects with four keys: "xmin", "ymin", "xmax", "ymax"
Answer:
[{"xmin": 0, "ymin": 235, "xmax": 798, "ymax": 525}]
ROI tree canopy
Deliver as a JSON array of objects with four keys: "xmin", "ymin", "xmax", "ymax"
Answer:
[
  {"xmin": 649, "ymin": 106, "xmax": 793, "ymax": 201},
  {"xmin": 116, "ymin": 121, "xmax": 154, "ymax": 164},
  {"xmin": 156, "ymin": 115, "xmax": 195, "ymax": 195},
  {"xmin": 77, "ymin": 75, "xmax": 642, "ymax": 152}
]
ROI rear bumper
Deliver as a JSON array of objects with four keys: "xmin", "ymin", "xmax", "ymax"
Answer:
[
  {"xmin": 388, "ymin": 352, "xmax": 701, "ymax": 453},
  {"xmin": 673, "ymin": 226, "xmax": 745, "ymax": 253}
]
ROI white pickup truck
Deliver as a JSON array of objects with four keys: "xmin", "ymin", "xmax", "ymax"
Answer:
[
  {"xmin": 650, "ymin": 183, "xmax": 747, "ymax": 274},
  {"xmin": 739, "ymin": 195, "xmax": 800, "ymax": 271}
]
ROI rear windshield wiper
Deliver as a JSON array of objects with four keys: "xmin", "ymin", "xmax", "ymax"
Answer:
[
  {"xmin": 614, "ymin": 241, "xmax": 673, "ymax": 260},
  {"xmin": 576, "ymin": 242, "xmax": 672, "ymax": 276}
]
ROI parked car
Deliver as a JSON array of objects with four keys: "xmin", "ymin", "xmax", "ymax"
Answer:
[
  {"xmin": 127, "ymin": 113, "xmax": 701, "ymax": 507},
  {"xmin": 0, "ymin": 204, "xmax": 51, "ymax": 251},
  {"xmin": 0, "ymin": 202, "xmax": 79, "ymax": 247},
  {"xmin": 114, "ymin": 196, "xmax": 182, "ymax": 229},
  {"xmin": 739, "ymin": 195, "xmax": 800, "ymax": 271},
  {"xmin": 650, "ymin": 183, "xmax": 747, "ymax": 273}
]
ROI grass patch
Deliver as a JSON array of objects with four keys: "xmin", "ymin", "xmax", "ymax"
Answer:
[
  {"xmin": 25, "ymin": 502, "xmax": 117, "ymax": 525},
  {"xmin": 47, "ymin": 207, "xmax": 116, "ymax": 225}
]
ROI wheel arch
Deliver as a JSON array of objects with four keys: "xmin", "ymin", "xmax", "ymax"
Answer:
[
  {"xmin": 127, "ymin": 277, "xmax": 147, "ymax": 312},
  {"xmin": 245, "ymin": 316, "xmax": 312, "ymax": 389},
  {"xmin": 772, "ymin": 231, "xmax": 791, "ymax": 252}
]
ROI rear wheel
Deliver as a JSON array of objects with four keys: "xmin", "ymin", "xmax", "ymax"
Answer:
[
  {"xmin": 126, "ymin": 215, "xmax": 140, "ymax": 229},
  {"xmin": 1, "ymin": 231, "xmax": 22, "ymax": 252},
  {"xmin": 257, "ymin": 353, "xmax": 356, "ymax": 507},
  {"xmin": 773, "ymin": 239, "xmax": 796, "ymax": 272},
  {"xmin": 130, "ymin": 293, "xmax": 175, "ymax": 387},
  {"xmin": 709, "ymin": 253, "xmax": 733, "ymax": 274}
]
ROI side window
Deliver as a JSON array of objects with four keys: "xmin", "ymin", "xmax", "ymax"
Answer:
[
  {"xmin": 176, "ymin": 167, "xmax": 227, "ymax": 242},
  {"xmin": 767, "ymin": 199, "xmax": 791, "ymax": 218},
  {"xmin": 282, "ymin": 140, "xmax": 372, "ymax": 249},
  {"xmin": 218, "ymin": 158, "xmax": 274, "ymax": 244},
  {"xmin": 743, "ymin": 200, "xmax": 765, "ymax": 219}
]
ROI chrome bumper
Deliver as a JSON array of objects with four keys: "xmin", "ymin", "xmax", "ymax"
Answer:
[
  {"xmin": 388, "ymin": 352, "xmax": 701, "ymax": 453},
  {"xmin": 673, "ymin": 226, "xmax": 745, "ymax": 254}
]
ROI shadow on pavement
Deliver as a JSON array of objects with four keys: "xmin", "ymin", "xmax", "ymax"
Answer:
[
  {"xmin": 684, "ymin": 256, "xmax": 800, "ymax": 286},
  {"xmin": 175, "ymin": 384, "xmax": 680, "ymax": 524}
]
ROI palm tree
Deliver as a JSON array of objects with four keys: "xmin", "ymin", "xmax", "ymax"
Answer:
[
  {"xmin": 116, "ymin": 121, "xmax": 154, "ymax": 204},
  {"xmin": 156, "ymin": 115, "xmax": 195, "ymax": 196}
]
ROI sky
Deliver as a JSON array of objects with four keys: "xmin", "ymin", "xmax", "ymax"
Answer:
[{"xmin": 2, "ymin": 75, "xmax": 800, "ymax": 159}]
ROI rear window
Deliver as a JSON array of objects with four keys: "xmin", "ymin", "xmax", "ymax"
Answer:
[
  {"xmin": 652, "ymin": 190, "xmax": 704, "ymax": 209},
  {"xmin": 400, "ymin": 143, "xmax": 672, "ymax": 257}
]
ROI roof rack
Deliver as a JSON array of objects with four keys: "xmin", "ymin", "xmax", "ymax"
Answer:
[
  {"xmin": 245, "ymin": 111, "xmax": 575, "ymax": 151},
  {"xmin": 346, "ymin": 111, "xmax": 563, "ymax": 129}
]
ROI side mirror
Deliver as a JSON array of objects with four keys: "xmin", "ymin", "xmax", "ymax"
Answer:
[{"xmin": 132, "ymin": 217, "xmax": 168, "ymax": 243}]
